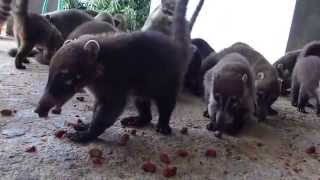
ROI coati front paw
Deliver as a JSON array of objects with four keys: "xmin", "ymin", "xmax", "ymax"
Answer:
[
  {"xmin": 22, "ymin": 58, "xmax": 30, "ymax": 64},
  {"xmin": 203, "ymin": 110, "xmax": 210, "ymax": 118},
  {"xmin": 120, "ymin": 116, "xmax": 150, "ymax": 127},
  {"xmin": 291, "ymin": 101, "xmax": 298, "ymax": 107},
  {"xmin": 66, "ymin": 131, "xmax": 95, "ymax": 143},
  {"xmin": 156, "ymin": 124, "xmax": 172, "ymax": 135},
  {"xmin": 268, "ymin": 107, "xmax": 278, "ymax": 115},
  {"xmin": 297, "ymin": 106, "xmax": 307, "ymax": 114},
  {"xmin": 206, "ymin": 122, "xmax": 217, "ymax": 131}
]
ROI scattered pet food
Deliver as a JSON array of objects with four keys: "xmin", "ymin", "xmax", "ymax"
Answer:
[
  {"xmin": 76, "ymin": 96, "xmax": 85, "ymax": 102},
  {"xmin": 0, "ymin": 109, "xmax": 13, "ymax": 116},
  {"xmin": 118, "ymin": 134, "xmax": 130, "ymax": 146},
  {"xmin": 142, "ymin": 161, "xmax": 156, "ymax": 173},
  {"xmin": 305, "ymin": 146, "xmax": 316, "ymax": 154},
  {"xmin": 55, "ymin": 130, "xmax": 66, "ymax": 139},
  {"xmin": 160, "ymin": 153, "xmax": 171, "ymax": 164},
  {"xmin": 25, "ymin": 146, "xmax": 36, "ymax": 153},
  {"xmin": 180, "ymin": 127, "xmax": 188, "ymax": 135},
  {"xmin": 163, "ymin": 166, "xmax": 177, "ymax": 177},
  {"xmin": 89, "ymin": 148, "xmax": 103, "ymax": 158},
  {"xmin": 205, "ymin": 149, "xmax": 217, "ymax": 157},
  {"xmin": 177, "ymin": 149, "xmax": 189, "ymax": 157}
]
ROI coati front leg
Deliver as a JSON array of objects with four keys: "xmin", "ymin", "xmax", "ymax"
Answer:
[
  {"xmin": 121, "ymin": 97, "xmax": 152, "ymax": 127},
  {"xmin": 291, "ymin": 77, "xmax": 300, "ymax": 107},
  {"xmin": 66, "ymin": 93, "xmax": 127, "ymax": 143},
  {"xmin": 155, "ymin": 95, "xmax": 177, "ymax": 135},
  {"xmin": 297, "ymin": 86, "xmax": 308, "ymax": 113},
  {"xmin": 15, "ymin": 41, "xmax": 34, "ymax": 69}
]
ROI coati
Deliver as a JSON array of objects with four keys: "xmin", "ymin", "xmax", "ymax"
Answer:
[
  {"xmin": 85, "ymin": 10, "xmax": 98, "ymax": 17},
  {"xmin": 12, "ymin": 0, "xmax": 64, "ymax": 68},
  {"xmin": 113, "ymin": 14, "xmax": 128, "ymax": 32},
  {"xmin": 185, "ymin": 38, "xmax": 215, "ymax": 96},
  {"xmin": 273, "ymin": 49, "xmax": 301, "ymax": 95},
  {"xmin": 35, "ymin": 0, "xmax": 192, "ymax": 143},
  {"xmin": 201, "ymin": 42, "xmax": 280, "ymax": 121},
  {"xmin": 94, "ymin": 11, "xmax": 115, "ymax": 26},
  {"xmin": 204, "ymin": 53, "xmax": 255, "ymax": 135},
  {"xmin": 291, "ymin": 41, "xmax": 320, "ymax": 115},
  {"xmin": 0, "ymin": 0, "xmax": 11, "ymax": 23}
]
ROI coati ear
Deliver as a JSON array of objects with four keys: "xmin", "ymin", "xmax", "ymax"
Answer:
[
  {"xmin": 257, "ymin": 72, "xmax": 265, "ymax": 80},
  {"xmin": 276, "ymin": 63, "xmax": 284, "ymax": 70},
  {"xmin": 83, "ymin": 40, "xmax": 100, "ymax": 58},
  {"xmin": 45, "ymin": 15, "xmax": 53, "ymax": 23},
  {"xmin": 63, "ymin": 40, "xmax": 72, "ymax": 46},
  {"xmin": 241, "ymin": 73, "xmax": 248, "ymax": 83}
]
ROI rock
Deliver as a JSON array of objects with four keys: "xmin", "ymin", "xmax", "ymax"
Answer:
[
  {"xmin": 25, "ymin": 146, "xmax": 36, "ymax": 153},
  {"xmin": 2, "ymin": 128, "xmax": 27, "ymax": 138},
  {"xmin": 205, "ymin": 149, "xmax": 217, "ymax": 158}
]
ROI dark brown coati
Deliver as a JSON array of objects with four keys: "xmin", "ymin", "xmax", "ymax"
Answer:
[
  {"xmin": 35, "ymin": 0, "xmax": 192, "ymax": 143},
  {"xmin": 291, "ymin": 41, "xmax": 320, "ymax": 115},
  {"xmin": 12, "ymin": 0, "xmax": 64, "ymax": 69},
  {"xmin": 204, "ymin": 53, "xmax": 255, "ymax": 135},
  {"xmin": 201, "ymin": 42, "xmax": 280, "ymax": 121},
  {"xmin": 185, "ymin": 38, "xmax": 215, "ymax": 96},
  {"xmin": 113, "ymin": 14, "xmax": 128, "ymax": 32},
  {"xmin": 94, "ymin": 11, "xmax": 115, "ymax": 26},
  {"xmin": 273, "ymin": 49, "xmax": 301, "ymax": 95}
]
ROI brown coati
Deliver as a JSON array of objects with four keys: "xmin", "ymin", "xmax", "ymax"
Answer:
[
  {"xmin": 291, "ymin": 41, "xmax": 320, "ymax": 115},
  {"xmin": 35, "ymin": 0, "xmax": 192, "ymax": 143},
  {"xmin": 273, "ymin": 49, "xmax": 301, "ymax": 95},
  {"xmin": 12, "ymin": 0, "xmax": 64, "ymax": 69},
  {"xmin": 204, "ymin": 53, "xmax": 255, "ymax": 136},
  {"xmin": 113, "ymin": 14, "xmax": 128, "ymax": 32},
  {"xmin": 94, "ymin": 11, "xmax": 115, "ymax": 26},
  {"xmin": 185, "ymin": 38, "xmax": 215, "ymax": 96},
  {"xmin": 201, "ymin": 42, "xmax": 280, "ymax": 121}
]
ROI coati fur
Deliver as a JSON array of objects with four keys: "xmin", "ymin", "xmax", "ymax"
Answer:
[
  {"xmin": 12, "ymin": 0, "xmax": 64, "ymax": 68},
  {"xmin": 273, "ymin": 49, "xmax": 301, "ymax": 95},
  {"xmin": 184, "ymin": 38, "xmax": 215, "ymax": 96},
  {"xmin": 0, "ymin": 0, "xmax": 11, "ymax": 23},
  {"xmin": 204, "ymin": 53, "xmax": 255, "ymax": 135},
  {"xmin": 35, "ymin": 0, "xmax": 192, "ymax": 143},
  {"xmin": 201, "ymin": 42, "xmax": 280, "ymax": 121},
  {"xmin": 94, "ymin": 11, "xmax": 115, "ymax": 26},
  {"xmin": 291, "ymin": 41, "xmax": 320, "ymax": 115}
]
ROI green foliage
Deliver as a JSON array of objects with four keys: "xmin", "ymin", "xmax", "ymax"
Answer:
[{"xmin": 64, "ymin": 0, "xmax": 151, "ymax": 31}]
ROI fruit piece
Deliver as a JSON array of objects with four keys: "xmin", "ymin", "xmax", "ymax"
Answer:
[
  {"xmin": 89, "ymin": 148, "xmax": 103, "ymax": 158},
  {"xmin": 25, "ymin": 146, "xmax": 36, "ymax": 153},
  {"xmin": 180, "ymin": 127, "xmax": 188, "ymax": 135},
  {"xmin": 55, "ymin": 130, "xmax": 66, "ymax": 139},
  {"xmin": 118, "ymin": 134, "xmax": 130, "ymax": 146},
  {"xmin": 177, "ymin": 149, "xmax": 189, "ymax": 157},
  {"xmin": 160, "ymin": 153, "xmax": 170, "ymax": 164},
  {"xmin": 0, "ymin": 109, "xmax": 13, "ymax": 116},
  {"xmin": 92, "ymin": 157, "xmax": 104, "ymax": 165},
  {"xmin": 142, "ymin": 161, "xmax": 156, "ymax": 173},
  {"xmin": 305, "ymin": 146, "xmax": 316, "ymax": 154},
  {"xmin": 163, "ymin": 166, "xmax": 177, "ymax": 177},
  {"xmin": 205, "ymin": 149, "xmax": 217, "ymax": 157}
]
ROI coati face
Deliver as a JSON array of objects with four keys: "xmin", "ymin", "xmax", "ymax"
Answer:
[
  {"xmin": 208, "ymin": 73, "xmax": 247, "ymax": 134},
  {"xmin": 35, "ymin": 38, "xmax": 101, "ymax": 117},
  {"xmin": 161, "ymin": 0, "xmax": 176, "ymax": 15}
]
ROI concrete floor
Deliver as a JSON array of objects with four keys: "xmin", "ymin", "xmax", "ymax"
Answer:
[{"xmin": 0, "ymin": 38, "xmax": 319, "ymax": 180}]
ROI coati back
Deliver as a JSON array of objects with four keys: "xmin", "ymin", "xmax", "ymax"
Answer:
[
  {"xmin": 12, "ymin": 0, "xmax": 63, "ymax": 68},
  {"xmin": 35, "ymin": 0, "xmax": 191, "ymax": 143},
  {"xmin": 202, "ymin": 42, "xmax": 280, "ymax": 120},
  {"xmin": 273, "ymin": 49, "xmax": 301, "ymax": 95},
  {"xmin": 204, "ymin": 53, "xmax": 255, "ymax": 135},
  {"xmin": 291, "ymin": 41, "xmax": 320, "ymax": 115}
]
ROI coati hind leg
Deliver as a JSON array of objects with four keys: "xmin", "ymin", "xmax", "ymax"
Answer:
[
  {"xmin": 297, "ymin": 86, "xmax": 308, "ymax": 113},
  {"xmin": 15, "ymin": 41, "xmax": 34, "ymax": 69},
  {"xmin": 155, "ymin": 94, "xmax": 177, "ymax": 135},
  {"xmin": 67, "ymin": 92, "xmax": 127, "ymax": 143},
  {"xmin": 120, "ymin": 97, "xmax": 152, "ymax": 127}
]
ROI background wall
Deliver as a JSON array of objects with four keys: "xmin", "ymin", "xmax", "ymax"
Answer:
[{"xmin": 150, "ymin": 0, "xmax": 296, "ymax": 63}]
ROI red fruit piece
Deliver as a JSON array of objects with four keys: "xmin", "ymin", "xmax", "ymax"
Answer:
[
  {"xmin": 205, "ymin": 149, "xmax": 217, "ymax": 157},
  {"xmin": 305, "ymin": 146, "xmax": 316, "ymax": 154},
  {"xmin": 142, "ymin": 161, "xmax": 156, "ymax": 173},
  {"xmin": 118, "ymin": 134, "xmax": 130, "ymax": 146},
  {"xmin": 92, "ymin": 157, "xmax": 104, "ymax": 165},
  {"xmin": 55, "ymin": 130, "xmax": 66, "ymax": 139},
  {"xmin": 89, "ymin": 148, "xmax": 103, "ymax": 158},
  {"xmin": 0, "ymin": 109, "xmax": 13, "ymax": 116},
  {"xmin": 177, "ymin": 149, "xmax": 189, "ymax": 157},
  {"xmin": 160, "ymin": 153, "xmax": 170, "ymax": 164},
  {"xmin": 163, "ymin": 166, "xmax": 177, "ymax": 177},
  {"xmin": 25, "ymin": 146, "xmax": 36, "ymax": 153}
]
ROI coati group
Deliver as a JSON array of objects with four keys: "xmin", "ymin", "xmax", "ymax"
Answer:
[{"xmin": 0, "ymin": 0, "xmax": 318, "ymax": 142}]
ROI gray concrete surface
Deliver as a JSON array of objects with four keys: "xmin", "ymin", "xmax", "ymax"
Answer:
[{"xmin": 0, "ymin": 39, "xmax": 319, "ymax": 180}]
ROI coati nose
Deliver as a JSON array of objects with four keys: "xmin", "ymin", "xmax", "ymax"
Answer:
[{"xmin": 34, "ymin": 93, "xmax": 57, "ymax": 118}]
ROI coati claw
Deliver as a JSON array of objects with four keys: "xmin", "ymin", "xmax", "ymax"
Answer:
[
  {"xmin": 66, "ymin": 131, "xmax": 95, "ymax": 143},
  {"xmin": 298, "ymin": 107, "xmax": 307, "ymax": 114},
  {"xmin": 203, "ymin": 110, "xmax": 210, "ymax": 118},
  {"xmin": 120, "ymin": 116, "xmax": 150, "ymax": 127},
  {"xmin": 156, "ymin": 124, "xmax": 172, "ymax": 135}
]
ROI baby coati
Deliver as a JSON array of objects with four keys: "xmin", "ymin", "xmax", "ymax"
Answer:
[
  {"xmin": 204, "ymin": 53, "xmax": 255, "ymax": 135},
  {"xmin": 94, "ymin": 11, "xmax": 115, "ymax": 26},
  {"xmin": 201, "ymin": 42, "xmax": 280, "ymax": 121},
  {"xmin": 291, "ymin": 41, "xmax": 320, "ymax": 115},
  {"xmin": 273, "ymin": 49, "xmax": 301, "ymax": 95},
  {"xmin": 185, "ymin": 38, "xmax": 215, "ymax": 96},
  {"xmin": 12, "ymin": 0, "xmax": 64, "ymax": 69},
  {"xmin": 35, "ymin": 0, "xmax": 192, "ymax": 143}
]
